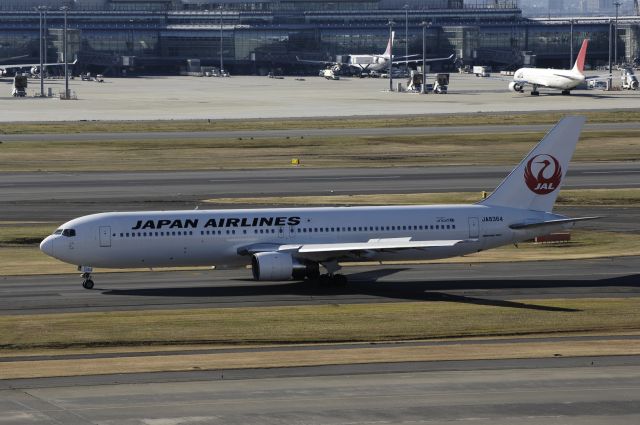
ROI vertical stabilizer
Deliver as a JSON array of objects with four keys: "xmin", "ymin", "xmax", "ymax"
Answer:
[
  {"xmin": 383, "ymin": 31, "xmax": 395, "ymax": 57},
  {"xmin": 572, "ymin": 39, "xmax": 589, "ymax": 74},
  {"xmin": 479, "ymin": 116, "xmax": 586, "ymax": 212}
]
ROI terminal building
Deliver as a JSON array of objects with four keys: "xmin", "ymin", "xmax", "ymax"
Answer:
[{"xmin": 0, "ymin": 0, "xmax": 638, "ymax": 75}]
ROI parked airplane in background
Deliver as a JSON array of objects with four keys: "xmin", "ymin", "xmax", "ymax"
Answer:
[
  {"xmin": 509, "ymin": 39, "xmax": 592, "ymax": 95},
  {"xmin": 0, "ymin": 59, "xmax": 77, "ymax": 76},
  {"xmin": 297, "ymin": 32, "xmax": 454, "ymax": 74},
  {"xmin": 41, "ymin": 117, "xmax": 596, "ymax": 289}
]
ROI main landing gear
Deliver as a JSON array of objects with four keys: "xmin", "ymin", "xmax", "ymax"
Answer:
[
  {"xmin": 314, "ymin": 260, "xmax": 348, "ymax": 286},
  {"xmin": 315, "ymin": 273, "xmax": 348, "ymax": 287},
  {"xmin": 78, "ymin": 266, "xmax": 94, "ymax": 289}
]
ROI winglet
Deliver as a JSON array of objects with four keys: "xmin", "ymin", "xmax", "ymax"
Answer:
[{"xmin": 572, "ymin": 39, "xmax": 589, "ymax": 74}]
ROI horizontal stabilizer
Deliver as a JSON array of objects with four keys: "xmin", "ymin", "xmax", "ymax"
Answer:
[{"xmin": 509, "ymin": 216, "xmax": 601, "ymax": 230}]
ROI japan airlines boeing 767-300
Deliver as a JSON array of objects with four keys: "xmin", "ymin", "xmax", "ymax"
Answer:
[{"xmin": 40, "ymin": 116, "xmax": 596, "ymax": 289}]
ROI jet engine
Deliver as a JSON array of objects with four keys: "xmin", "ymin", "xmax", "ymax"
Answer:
[
  {"xmin": 251, "ymin": 252, "xmax": 319, "ymax": 281},
  {"xmin": 509, "ymin": 81, "xmax": 524, "ymax": 93}
]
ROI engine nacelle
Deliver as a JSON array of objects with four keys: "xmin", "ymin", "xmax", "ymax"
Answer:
[
  {"xmin": 251, "ymin": 252, "xmax": 319, "ymax": 281},
  {"xmin": 31, "ymin": 66, "xmax": 40, "ymax": 75},
  {"xmin": 509, "ymin": 81, "xmax": 524, "ymax": 93}
]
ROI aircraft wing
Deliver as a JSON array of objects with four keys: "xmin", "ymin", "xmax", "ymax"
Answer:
[
  {"xmin": 296, "ymin": 56, "xmax": 339, "ymax": 66},
  {"xmin": 391, "ymin": 53, "xmax": 455, "ymax": 65},
  {"xmin": 0, "ymin": 59, "xmax": 77, "ymax": 70},
  {"xmin": 0, "ymin": 55, "xmax": 29, "ymax": 63},
  {"xmin": 509, "ymin": 217, "xmax": 600, "ymax": 230},
  {"xmin": 240, "ymin": 238, "xmax": 473, "ymax": 262}
]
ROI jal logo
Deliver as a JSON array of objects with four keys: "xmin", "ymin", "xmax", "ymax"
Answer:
[{"xmin": 524, "ymin": 154, "xmax": 562, "ymax": 195}]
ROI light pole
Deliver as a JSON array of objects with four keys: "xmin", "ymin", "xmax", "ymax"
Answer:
[
  {"xmin": 614, "ymin": 1, "xmax": 621, "ymax": 65},
  {"xmin": 43, "ymin": 7, "xmax": 48, "ymax": 64},
  {"xmin": 219, "ymin": 5, "xmax": 224, "ymax": 73},
  {"xmin": 403, "ymin": 3, "xmax": 409, "ymax": 74},
  {"xmin": 61, "ymin": 6, "xmax": 69, "ymax": 99},
  {"xmin": 37, "ymin": 6, "xmax": 45, "ymax": 97},
  {"xmin": 569, "ymin": 19, "xmax": 574, "ymax": 68},
  {"xmin": 420, "ymin": 21, "xmax": 428, "ymax": 94},
  {"xmin": 608, "ymin": 19, "xmax": 613, "ymax": 90},
  {"xmin": 388, "ymin": 20, "xmax": 395, "ymax": 91}
]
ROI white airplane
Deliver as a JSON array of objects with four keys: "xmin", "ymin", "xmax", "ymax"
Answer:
[
  {"xmin": 509, "ymin": 39, "xmax": 591, "ymax": 96},
  {"xmin": 40, "ymin": 116, "xmax": 596, "ymax": 289},
  {"xmin": 297, "ymin": 32, "xmax": 454, "ymax": 74},
  {"xmin": 0, "ymin": 59, "xmax": 77, "ymax": 77}
]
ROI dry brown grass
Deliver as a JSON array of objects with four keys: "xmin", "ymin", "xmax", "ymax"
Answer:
[
  {"xmin": 2, "ymin": 130, "xmax": 639, "ymax": 172},
  {"xmin": 2, "ymin": 298, "xmax": 640, "ymax": 351},
  {"xmin": 2, "ymin": 338, "xmax": 639, "ymax": 380},
  {"xmin": 1, "ymin": 110, "xmax": 640, "ymax": 134}
]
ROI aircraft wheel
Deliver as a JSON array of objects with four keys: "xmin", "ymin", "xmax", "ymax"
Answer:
[
  {"xmin": 82, "ymin": 279, "xmax": 94, "ymax": 290},
  {"xmin": 531, "ymin": 91, "xmax": 540, "ymax": 96},
  {"xmin": 561, "ymin": 90, "xmax": 571, "ymax": 95},
  {"xmin": 333, "ymin": 274, "xmax": 348, "ymax": 287}
]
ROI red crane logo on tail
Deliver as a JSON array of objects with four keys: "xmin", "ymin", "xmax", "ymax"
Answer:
[{"xmin": 524, "ymin": 154, "xmax": 562, "ymax": 195}]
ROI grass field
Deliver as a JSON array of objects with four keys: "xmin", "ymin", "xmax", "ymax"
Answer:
[
  {"xmin": 1, "ymin": 110, "xmax": 640, "ymax": 134},
  {"xmin": 2, "ymin": 298, "xmax": 639, "ymax": 351},
  {"xmin": 2, "ymin": 130, "xmax": 639, "ymax": 172}
]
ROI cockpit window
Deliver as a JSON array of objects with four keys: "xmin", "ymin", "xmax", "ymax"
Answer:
[
  {"xmin": 54, "ymin": 229, "xmax": 63, "ymax": 235},
  {"xmin": 61, "ymin": 229, "xmax": 76, "ymax": 237}
]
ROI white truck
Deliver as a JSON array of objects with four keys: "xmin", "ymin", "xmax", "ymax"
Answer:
[{"xmin": 473, "ymin": 66, "xmax": 490, "ymax": 77}]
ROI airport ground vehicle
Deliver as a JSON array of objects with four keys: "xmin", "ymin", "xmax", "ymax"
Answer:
[
  {"xmin": 473, "ymin": 66, "xmax": 490, "ymax": 77},
  {"xmin": 11, "ymin": 75, "xmax": 27, "ymax": 97},
  {"xmin": 621, "ymin": 68, "xmax": 639, "ymax": 90}
]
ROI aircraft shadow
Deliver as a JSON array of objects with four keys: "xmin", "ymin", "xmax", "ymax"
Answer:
[{"xmin": 101, "ymin": 269, "xmax": 640, "ymax": 312}]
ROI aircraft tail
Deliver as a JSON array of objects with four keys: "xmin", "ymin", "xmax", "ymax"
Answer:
[
  {"xmin": 571, "ymin": 39, "xmax": 589, "ymax": 74},
  {"xmin": 479, "ymin": 116, "xmax": 586, "ymax": 212},
  {"xmin": 383, "ymin": 31, "xmax": 395, "ymax": 57}
]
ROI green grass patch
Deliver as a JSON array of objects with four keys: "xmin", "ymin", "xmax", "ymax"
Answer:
[
  {"xmin": 2, "ymin": 130, "xmax": 639, "ymax": 172},
  {"xmin": 1, "ymin": 110, "xmax": 640, "ymax": 134},
  {"xmin": 1, "ymin": 298, "xmax": 639, "ymax": 350}
]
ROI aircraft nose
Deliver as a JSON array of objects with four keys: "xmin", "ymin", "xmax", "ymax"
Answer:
[{"xmin": 40, "ymin": 236, "xmax": 55, "ymax": 257}]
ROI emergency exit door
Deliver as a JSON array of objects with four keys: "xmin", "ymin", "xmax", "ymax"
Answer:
[
  {"xmin": 99, "ymin": 226, "xmax": 111, "ymax": 247},
  {"xmin": 468, "ymin": 217, "xmax": 479, "ymax": 239}
]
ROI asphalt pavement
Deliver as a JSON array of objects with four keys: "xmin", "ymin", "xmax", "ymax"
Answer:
[
  {"xmin": 2, "ymin": 256, "xmax": 637, "ymax": 315},
  {"xmin": 2, "ymin": 163, "xmax": 638, "ymax": 224},
  {"xmin": 2, "ymin": 355, "xmax": 640, "ymax": 424}
]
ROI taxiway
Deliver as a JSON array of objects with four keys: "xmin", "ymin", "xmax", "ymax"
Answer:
[
  {"xmin": 2, "ymin": 355, "xmax": 640, "ymax": 424},
  {"xmin": 1, "ymin": 256, "xmax": 637, "ymax": 315}
]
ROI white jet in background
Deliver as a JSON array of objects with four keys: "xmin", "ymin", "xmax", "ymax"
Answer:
[
  {"xmin": 297, "ymin": 32, "xmax": 454, "ymax": 75},
  {"xmin": 40, "ymin": 117, "xmax": 597, "ymax": 289},
  {"xmin": 509, "ymin": 39, "xmax": 591, "ymax": 96}
]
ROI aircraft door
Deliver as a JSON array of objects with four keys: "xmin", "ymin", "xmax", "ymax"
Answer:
[
  {"xmin": 468, "ymin": 217, "xmax": 479, "ymax": 239},
  {"xmin": 99, "ymin": 226, "xmax": 111, "ymax": 247}
]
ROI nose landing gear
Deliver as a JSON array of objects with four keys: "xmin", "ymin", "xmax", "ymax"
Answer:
[{"xmin": 78, "ymin": 266, "xmax": 94, "ymax": 289}]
